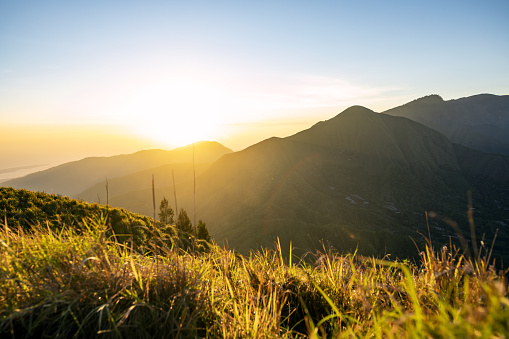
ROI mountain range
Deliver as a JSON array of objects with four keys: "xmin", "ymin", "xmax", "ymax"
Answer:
[
  {"xmin": 4, "ymin": 141, "xmax": 232, "ymax": 197},
  {"xmin": 4, "ymin": 94, "xmax": 509, "ymax": 261},
  {"xmin": 189, "ymin": 104, "xmax": 509, "ymax": 259},
  {"xmin": 384, "ymin": 94, "xmax": 509, "ymax": 156}
]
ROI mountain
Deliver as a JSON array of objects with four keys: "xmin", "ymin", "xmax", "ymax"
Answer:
[
  {"xmin": 181, "ymin": 106, "xmax": 509, "ymax": 259},
  {"xmin": 75, "ymin": 162, "xmax": 209, "ymax": 213},
  {"xmin": 3, "ymin": 141, "xmax": 232, "ymax": 197},
  {"xmin": 383, "ymin": 94, "xmax": 509, "ymax": 155}
]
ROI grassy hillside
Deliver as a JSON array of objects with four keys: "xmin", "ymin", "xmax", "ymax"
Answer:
[
  {"xmin": 0, "ymin": 187, "xmax": 209, "ymax": 254},
  {"xmin": 1, "ymin": 208, "xmax": 508, "ymax": 337}
]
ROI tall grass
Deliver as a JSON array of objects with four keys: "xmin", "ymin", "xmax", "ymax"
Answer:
[{"xmin": 1, "ymin": 214, "xmax": 508, "ymax": 338}]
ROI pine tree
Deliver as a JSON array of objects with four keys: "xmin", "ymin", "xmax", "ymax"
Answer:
[
  {"xmin": 196, "ymin": 219, "xmax": 211, "ymax": 242},
  {"xmin": 158, "ymin": 197, "xmax": 174, "ymax": 225},
  {"xmin": 176, "ymin": 208, "xmax": 192, "ymax": 233}
]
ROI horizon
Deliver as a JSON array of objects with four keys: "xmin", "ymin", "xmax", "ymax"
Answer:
[
  {"xmin": 1, "ymin": 92, "xmax": 506, "ymax": 182},
  {"xmin": 1, "ymin": 1, "xmax": 508, "ymax": 179}
]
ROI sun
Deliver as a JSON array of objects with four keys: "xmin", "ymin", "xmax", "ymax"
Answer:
[
  {"xmin": 143, "ymin": 112, "xmax": 222, "ymax": 148},
  {"xmin": 123, "ymin": 77, "xmax": 230, "ymax": 148}
]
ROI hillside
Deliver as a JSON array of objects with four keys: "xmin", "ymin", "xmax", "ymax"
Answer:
[
  {"xmin": 3, "ymin": 141, "xmax": 232, "ymax": 197},
  {"xmin": 383, "ymin": 94, "xmax": 509, "ymax": 155},
  {"xmin": 75, "ymin": 162, "xmax": 209, "ymax": 205},
  {"xmin": 0, "ymin": 187, "xmax": 209, "ymax": 253},
  {"xmin": 185, "ymin": 106, "xmax": 509, "ymax": 260},
  {"xmin": 2, "ymin": 202, "xmax": 507, "ymax": 337}
]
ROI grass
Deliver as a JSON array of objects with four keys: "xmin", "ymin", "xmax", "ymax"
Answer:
[{"xmin": 1, "ymin": 215, "xmax": 509, "ymax": 338}]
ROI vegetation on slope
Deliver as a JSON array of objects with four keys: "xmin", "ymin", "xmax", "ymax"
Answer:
[
  {"xmin": 1, "ymin": 202, "xmax": 508, "ymax": 337},
  {"xmin": 0, "ymin": 187, "xmax": 209, "ymax": 254}
]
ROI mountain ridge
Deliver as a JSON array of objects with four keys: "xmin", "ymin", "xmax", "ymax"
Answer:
[
  {"xmin": 183, "ymin": 103, "xmax": 509, "ymax": 259},
  {"xmin": 383, "ymin": 94, "xmax": 509, "ymax": 155},
  {"xmin": 4, "ymin": 141, "xmax": 232, "ymax": 197}
]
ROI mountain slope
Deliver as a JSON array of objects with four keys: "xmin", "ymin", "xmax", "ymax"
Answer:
[
  {"xmin": 3, "ymin": 141, "xmax": 232, "ymax": 197},
  {"xmin": 75, "ymin": 163, "xmax": 210, "ymax": 204},
  {"xmin": 185, "ymin": 107, "xmax": 509, "ymax": 259},
  {"xmin": 383, "ymin": 94, "xmax": 509, "ymax": 155}
]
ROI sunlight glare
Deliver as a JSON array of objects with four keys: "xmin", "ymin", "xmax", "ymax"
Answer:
[{"xmin": 126, "ymin": 77, "xmax": 229, "ymax": 147}]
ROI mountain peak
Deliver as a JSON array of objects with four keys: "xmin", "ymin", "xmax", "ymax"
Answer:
[
  {"xmin": 339, "ymin": 105, "xmax": 375, "ymax": 116},
  {"xmin": 410, "ymin": 94, "xmax": 444, "ymax": 104}
]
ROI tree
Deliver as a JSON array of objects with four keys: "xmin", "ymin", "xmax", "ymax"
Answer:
[
  {"xmin": 159, "ymin": 197, "xmax": 174, "ymax": 225},
  {"xmin": 196, "ymin": 219, "xmax": 211, "ymax": 242},
  {"xmin": 176, "ymin": 208, "xmax": 192, "ymax": 233}
]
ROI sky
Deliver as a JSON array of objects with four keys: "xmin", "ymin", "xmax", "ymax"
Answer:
[{"xmin": 1, "ymin": 0, "xmax": 508, "ymax": 180}]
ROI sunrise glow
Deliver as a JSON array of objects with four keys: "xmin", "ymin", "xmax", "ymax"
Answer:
[{"xmin": 1, "ymin": 1, "xmax": 508, "ymax": 176}]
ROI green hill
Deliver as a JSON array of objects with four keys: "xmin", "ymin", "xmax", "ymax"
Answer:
[{"xmin": 0, "ymin": 187, "xmax": 209, "ymax": 253}]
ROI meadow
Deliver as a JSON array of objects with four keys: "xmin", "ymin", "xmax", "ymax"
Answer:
[{"xmin": 1, "ymin": 206, "xmax": 508, "ymax": 338}]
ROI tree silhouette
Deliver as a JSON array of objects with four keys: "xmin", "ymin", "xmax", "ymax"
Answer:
[
  {"xmin": 196, "ymin": 219, "xmax": 211, "ymax": 242},
  {"xmin": 158, "ymin": 197, "xmax": 174, "ymax": 225},
  {"xmin": 176, "ymin": 208, "xmax": 192, "ymax": 233}
]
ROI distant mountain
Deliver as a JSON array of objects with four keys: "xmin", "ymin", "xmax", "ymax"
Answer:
[
  {"xmin": 180, "ymin": 106, "xmax": 509, "ymax": 259},
  {"xmin": 383, "ymin": 94, "xmax": 509, "ymax": 155},
  {"xmin": 3, "ymin": 141, "xmax": 232, "ymax": 197},
  {"xmin": 75, "ymin": 162, "xmax": 209, "ymax": 209}
]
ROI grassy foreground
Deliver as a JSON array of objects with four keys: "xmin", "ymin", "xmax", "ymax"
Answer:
[{"xmin": 1, "ymin": 215, "xmax": 508, "ymax": 338}]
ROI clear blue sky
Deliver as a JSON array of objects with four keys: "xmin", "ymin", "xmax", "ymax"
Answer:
[{"xmin": 1, "ymin": 0, "xmax": 508, "ymax": 172}]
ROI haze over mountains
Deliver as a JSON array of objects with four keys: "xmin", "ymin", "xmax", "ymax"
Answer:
[
  {"xmin": 4, "ymin": 142, "xmax": 232, "ymax": 197},
  {"xmin": 4, "ymin": 94, "xmax": 509, "ymax": 260}
]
